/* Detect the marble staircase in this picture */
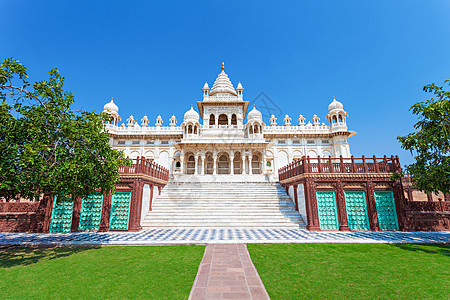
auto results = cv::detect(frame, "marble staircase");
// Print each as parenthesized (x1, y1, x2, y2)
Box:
(142, 180, 306, 228)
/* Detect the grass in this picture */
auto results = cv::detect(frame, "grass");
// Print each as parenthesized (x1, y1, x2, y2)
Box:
(0, 245, 205, 299)
(247, 243, 450, 300)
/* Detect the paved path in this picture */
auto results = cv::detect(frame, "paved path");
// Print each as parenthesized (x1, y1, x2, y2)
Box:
(189, 244, 269, 300)
(0, 228, 448, 246)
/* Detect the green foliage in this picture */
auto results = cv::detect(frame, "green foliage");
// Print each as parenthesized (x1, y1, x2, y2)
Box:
(0, 58, 130, 201)
(398, 79, 450, 194)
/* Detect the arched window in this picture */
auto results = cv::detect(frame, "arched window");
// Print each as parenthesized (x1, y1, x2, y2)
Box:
(217, 154, 230, 174)
(231, 114, 237, 125)
(186, 155, 195, 174)
(209, 114, 215, 126)
(188, 125, 193, 134)
(338, 114, 343, 122)
(175, 161, 181, 168)
(332, 115, 337, 123)
(218, 114, 228, 125)
(254, 125, 259, 133)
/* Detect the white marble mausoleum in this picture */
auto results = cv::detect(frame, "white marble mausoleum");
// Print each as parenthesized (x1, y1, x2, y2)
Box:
(103, 63, 356, 181)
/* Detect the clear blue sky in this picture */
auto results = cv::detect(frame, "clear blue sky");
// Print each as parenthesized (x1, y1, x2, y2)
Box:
(1, 0, 449, 165)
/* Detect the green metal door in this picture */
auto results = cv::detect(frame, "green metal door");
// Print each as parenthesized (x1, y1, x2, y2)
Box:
(109, 191, 132, 230)
(78, 193, 104, 231)
(344, 191, 370, 230)
(374, 191, 399, 231)
(316, 191, 339, 230)
(49, 197, 74, 233)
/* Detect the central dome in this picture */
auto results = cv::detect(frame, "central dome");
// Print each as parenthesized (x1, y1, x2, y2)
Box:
(209, 62, 237, 96)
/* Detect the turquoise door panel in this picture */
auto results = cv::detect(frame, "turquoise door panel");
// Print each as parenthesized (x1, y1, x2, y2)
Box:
(316, 191, 339, 230)
(374, 191, 399, 231)
(78, 193, 104, 231)
(344, 191, 370, 230)
(49, 197, 74, 233)
(109, 192, 132, 230)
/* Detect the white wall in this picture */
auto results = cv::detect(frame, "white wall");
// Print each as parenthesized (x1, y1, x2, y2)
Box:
(297, 184, 307, 225)
(140, 184, 151, 226)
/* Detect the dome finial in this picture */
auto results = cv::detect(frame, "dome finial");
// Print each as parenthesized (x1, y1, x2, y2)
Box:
(333, 96, 336, 101)
(111, 97, 114, 102)
(222, 61, 225, 71)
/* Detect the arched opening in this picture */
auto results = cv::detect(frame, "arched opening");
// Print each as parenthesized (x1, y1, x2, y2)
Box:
(254, 125, 259, 133)
(218, 114, 228, 125)
(332, 115, 337, 123)
(205, 154, 214, 174)
(338, 114, 343, 122)
(233, 152, 242, 174)
(209, 114, 215, 126)
(188, 124, 193, 134)
(193, 125, 197, 134)
(175, 161, 181, 168)
(186, 154, 195, 174)
(217, 154, 230, 174)
(231, 114, 237, 125)
(252, 153, 262, 174)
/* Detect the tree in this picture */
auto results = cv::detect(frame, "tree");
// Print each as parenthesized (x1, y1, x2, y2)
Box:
(397, 79, 450, 194)
(0, 58, 130, 201)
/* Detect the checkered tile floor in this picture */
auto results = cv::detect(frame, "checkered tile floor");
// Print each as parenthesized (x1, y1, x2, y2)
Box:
(0, 229, 448, 246)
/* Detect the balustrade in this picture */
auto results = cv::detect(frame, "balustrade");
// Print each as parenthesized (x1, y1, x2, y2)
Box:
(278, 155, 401, 180)
(119, 157, 169, 181)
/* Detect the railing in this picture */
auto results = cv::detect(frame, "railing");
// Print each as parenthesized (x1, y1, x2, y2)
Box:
(119, 157, 169, 182)
(278, 155, 402, 181)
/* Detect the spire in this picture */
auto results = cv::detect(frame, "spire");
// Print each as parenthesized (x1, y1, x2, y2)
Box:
(222, 61, 225, 71)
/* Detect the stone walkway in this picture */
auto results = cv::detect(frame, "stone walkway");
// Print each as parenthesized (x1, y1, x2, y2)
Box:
(189, 244, 269, 300)
(0, 229, 449, 246)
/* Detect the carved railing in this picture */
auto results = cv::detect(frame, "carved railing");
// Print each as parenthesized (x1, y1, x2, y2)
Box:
(119, 157, 169, 182)
(278, 155, 401, 181)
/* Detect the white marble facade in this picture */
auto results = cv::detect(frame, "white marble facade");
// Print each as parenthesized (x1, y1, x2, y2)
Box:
(103, 63, 356, 180)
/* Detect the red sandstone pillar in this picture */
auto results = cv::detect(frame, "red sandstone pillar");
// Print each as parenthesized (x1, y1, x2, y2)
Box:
(71, 197, 83, 232)
(41, 195, 54, 233)
(365, 180, 379, 231)
(335, 180, 349, 231)
(128, 179, 143, 231)
(149, 184, 154, 211)
(305, 178, 320, 230)
(99, 193, 112, 232)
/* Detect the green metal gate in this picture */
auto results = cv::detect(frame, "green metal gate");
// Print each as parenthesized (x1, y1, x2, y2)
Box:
(78, 193, 104, 231)
(49, 197, 74, 233)
(316, 191, 339, 230)
(344, 191, 370, 230)
(374, 191, 399, 231)
(109, 191, 132, 230)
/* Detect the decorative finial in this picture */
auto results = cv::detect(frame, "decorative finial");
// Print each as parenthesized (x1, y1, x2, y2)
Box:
(222, 61, 225, 71)
(333, 96, 336, 101)
(253, 104, 255, 109)
(111, 97, 114, 102)
(191, 105, 193, 109)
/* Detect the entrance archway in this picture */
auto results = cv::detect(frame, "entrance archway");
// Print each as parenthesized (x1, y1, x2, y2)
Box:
(233, 152, 242, 174)
(217, 153, 230, 174)
(205, 154, 214, 174)
(252, 153, 262, 174)
(186, 154, 195, 174)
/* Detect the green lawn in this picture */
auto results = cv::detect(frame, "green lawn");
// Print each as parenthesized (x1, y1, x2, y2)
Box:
(0, 245, 205, 299)
(248, 243, 450, 300)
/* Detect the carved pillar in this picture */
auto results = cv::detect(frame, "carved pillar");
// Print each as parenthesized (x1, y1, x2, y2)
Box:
(230, 151, 235, 175)
(71, 196, 83, 232)
(249, 153, 253, 175)
(242, 155, 246, 174)
(392, 181, 407, 231)
(200, 154, 205, 175)
(149, 184, 154, 212)
(194, 153, 199, 175)
(335, 180, 349, 231)
(213, 152, 217, 175)
(128, 179, 143, 232)
(305, 178, 320, 230)
(99, 193, 112, 232)
(365, 180, 379, 231)
(41, 194, 54, 233)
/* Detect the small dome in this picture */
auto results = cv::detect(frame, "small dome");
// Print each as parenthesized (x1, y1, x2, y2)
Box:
(247, 105, 262, 121)
(237, 82, 243, 90)
(203, 82, 209, 90)
(184, 105, 199, 122)
(104, 98, 119, 113)
(328, 96, 344, 111)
